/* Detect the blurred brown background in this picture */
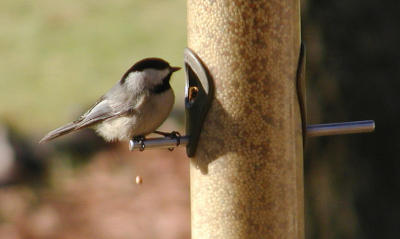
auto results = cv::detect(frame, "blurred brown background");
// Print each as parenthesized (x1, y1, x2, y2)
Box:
(0, 0, 399, 238)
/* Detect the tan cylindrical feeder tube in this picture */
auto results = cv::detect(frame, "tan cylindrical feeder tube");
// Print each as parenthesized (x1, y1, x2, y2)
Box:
(188, 1, 303, 239)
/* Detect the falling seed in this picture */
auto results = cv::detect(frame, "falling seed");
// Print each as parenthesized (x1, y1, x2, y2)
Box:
(135, 176, 143, 185)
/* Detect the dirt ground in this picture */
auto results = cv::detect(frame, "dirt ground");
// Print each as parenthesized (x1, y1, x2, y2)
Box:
(0, 143, 190, 239)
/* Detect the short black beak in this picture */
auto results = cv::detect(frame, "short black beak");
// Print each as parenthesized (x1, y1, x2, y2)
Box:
(170, 66, 181, 72)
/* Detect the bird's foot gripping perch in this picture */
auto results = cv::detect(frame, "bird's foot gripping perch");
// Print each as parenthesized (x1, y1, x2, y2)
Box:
(154, 131, 181, 151)
(154, 131, 181, 144)
(129, 132, 188, 152)
(131, 135, 146, 151)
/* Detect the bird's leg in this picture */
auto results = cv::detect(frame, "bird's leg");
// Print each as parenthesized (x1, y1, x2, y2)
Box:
(153, 131, 181, 151)
(132, 135, 146, 151)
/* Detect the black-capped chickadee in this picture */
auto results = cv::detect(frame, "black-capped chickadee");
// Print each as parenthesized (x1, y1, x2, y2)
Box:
(39, 58, 181, 144)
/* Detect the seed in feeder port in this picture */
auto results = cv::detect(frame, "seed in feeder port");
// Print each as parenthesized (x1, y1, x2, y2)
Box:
(135, 176, 143, 185)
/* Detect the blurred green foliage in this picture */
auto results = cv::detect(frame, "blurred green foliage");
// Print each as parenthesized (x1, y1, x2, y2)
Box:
(0, 0, 186, 135)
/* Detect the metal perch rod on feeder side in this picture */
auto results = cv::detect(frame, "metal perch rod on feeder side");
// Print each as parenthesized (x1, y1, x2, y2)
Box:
(128, 120, 375, 151)
(306, 120, 375, 137)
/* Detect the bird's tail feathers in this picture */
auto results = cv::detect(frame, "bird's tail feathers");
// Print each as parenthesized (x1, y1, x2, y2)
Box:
(39, 122, 78, 144)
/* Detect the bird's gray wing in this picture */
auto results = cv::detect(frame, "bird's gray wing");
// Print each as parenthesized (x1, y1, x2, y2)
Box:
(74, 86, 150, 129)
(74, 98, 134, 130)
(39, 96, 133, 143)
(40, 86, 146, 143)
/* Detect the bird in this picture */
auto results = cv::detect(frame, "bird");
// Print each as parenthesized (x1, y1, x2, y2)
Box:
(39, 57, 181, 144)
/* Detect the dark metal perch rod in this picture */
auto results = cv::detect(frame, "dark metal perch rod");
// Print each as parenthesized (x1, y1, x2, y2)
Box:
(129, 120, 375, 151)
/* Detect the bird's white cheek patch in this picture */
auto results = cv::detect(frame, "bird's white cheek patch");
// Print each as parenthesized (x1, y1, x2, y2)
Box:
(125, 72, 146, 92)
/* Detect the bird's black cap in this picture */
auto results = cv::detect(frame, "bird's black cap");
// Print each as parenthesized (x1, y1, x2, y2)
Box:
(121, 58, 171, 83)
(130, 58, 171, 71)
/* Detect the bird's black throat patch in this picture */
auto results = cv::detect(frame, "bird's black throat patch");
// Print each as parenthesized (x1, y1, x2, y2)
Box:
(151, 73, 172, 94)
